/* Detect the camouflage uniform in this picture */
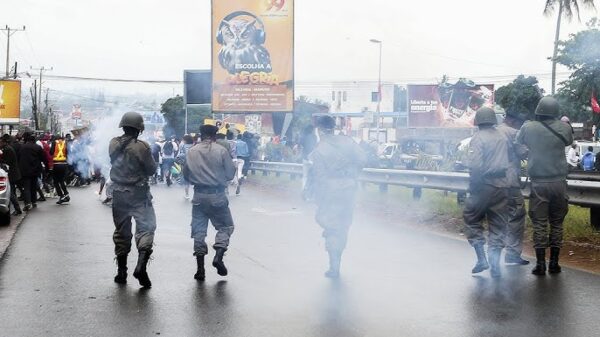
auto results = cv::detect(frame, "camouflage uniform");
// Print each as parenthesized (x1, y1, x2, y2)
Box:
(109, 135, 158, 256)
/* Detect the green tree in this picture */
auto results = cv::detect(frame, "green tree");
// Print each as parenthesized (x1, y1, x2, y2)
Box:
(495, 75, 544, 121)
(160, 95, 212, 137)
(160, 95, 185, 137)
(555, 18, 600, 122)
(544, 0, 596, 94)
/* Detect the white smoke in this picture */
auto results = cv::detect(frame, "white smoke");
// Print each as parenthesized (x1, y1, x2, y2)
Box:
(87, 109, 133, 178)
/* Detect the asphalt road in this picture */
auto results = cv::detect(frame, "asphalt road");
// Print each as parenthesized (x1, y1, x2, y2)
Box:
(1, 181, 600, 337)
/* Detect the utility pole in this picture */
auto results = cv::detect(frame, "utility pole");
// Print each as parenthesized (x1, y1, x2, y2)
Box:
(30, 80, 38, 130)
(370, 38, 383, 142)
(31, 66, 53, 128)
(1, 25, 26, 78)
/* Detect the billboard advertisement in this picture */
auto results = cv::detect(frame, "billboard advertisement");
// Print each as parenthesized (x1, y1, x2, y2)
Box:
(0, 80, 21, 125)
(212, 0, 294, 112)
(408, 81, 494, 127)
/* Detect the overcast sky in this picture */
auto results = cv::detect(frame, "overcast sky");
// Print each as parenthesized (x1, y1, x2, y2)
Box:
(1, 0, 597, 93)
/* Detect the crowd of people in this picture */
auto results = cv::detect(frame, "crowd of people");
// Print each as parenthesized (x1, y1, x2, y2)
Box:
(0, 131, 99, 215)
(140, 126, 259, 199)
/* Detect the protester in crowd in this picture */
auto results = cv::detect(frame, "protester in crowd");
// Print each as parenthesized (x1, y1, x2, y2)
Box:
(161, 136, 178, 186)
(177, 134, 194, 199)
(18, 133, 48, 211)
(234, 134, 249, 195)
(50, 135, 71, 204)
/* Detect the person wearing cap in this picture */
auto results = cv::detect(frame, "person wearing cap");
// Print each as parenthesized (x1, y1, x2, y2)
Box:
(307, 115, 366, 278)
(517, 97, 573, 276)
(183, 124, 236, 281)
(463, 107, 510, 278)
(109, 112, 158, 288)
(496, 110, 530, 266)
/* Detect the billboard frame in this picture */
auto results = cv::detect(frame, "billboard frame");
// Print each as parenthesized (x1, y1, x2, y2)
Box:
(211, 0, 295, 113)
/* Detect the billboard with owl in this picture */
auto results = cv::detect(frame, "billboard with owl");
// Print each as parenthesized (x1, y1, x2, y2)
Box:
(212, 0, 294, 112)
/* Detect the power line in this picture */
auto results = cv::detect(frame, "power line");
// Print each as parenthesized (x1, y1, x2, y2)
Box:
(45, 74, 183, 84)
(0, 25, 26, 78)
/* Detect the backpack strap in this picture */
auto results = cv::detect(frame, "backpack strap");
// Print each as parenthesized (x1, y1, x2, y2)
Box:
(540, 121, 570, 146)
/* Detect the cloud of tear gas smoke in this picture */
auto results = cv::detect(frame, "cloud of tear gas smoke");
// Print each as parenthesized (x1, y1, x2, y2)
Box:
(86, 109, 153, 179)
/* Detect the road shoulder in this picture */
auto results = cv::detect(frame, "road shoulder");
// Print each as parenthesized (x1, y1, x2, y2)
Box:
(0, 213, 26, 260)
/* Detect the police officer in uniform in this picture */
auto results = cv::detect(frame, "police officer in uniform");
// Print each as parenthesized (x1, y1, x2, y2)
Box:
(307, 116, 366, 278)
(496, 111, 530, 265)
(183, 125, 236, 281)
(517, 97, 573, 275)
(110, 112, 158, 288)
(50, 135, 70, 204)
(463, 107, 510, 278)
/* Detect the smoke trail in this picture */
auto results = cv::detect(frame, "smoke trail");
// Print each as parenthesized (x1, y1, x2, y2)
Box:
(87, 109, 133, 178)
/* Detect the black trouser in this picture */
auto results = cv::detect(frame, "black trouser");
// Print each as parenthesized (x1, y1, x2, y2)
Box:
(240, 156, 251, 176)
(53, 163, 69, 197)
(21, 176, 38, 206)
(10, 180, 21, 212)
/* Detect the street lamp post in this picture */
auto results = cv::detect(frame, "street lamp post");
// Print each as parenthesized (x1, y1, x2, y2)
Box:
(370, 39, 382, 142)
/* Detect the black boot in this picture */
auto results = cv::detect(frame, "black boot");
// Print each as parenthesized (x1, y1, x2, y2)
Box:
(532, 248, 547, 276)
(212, 248, 228, 276)
(133, 249, 153, 288)
(548, 247, 562, 274)
(471, 244, 489, 274)
(325, 251, 341, 279)
(194, 255, 205, 281)
(488, 248, 502, 278)
(114, 255, 128, 284)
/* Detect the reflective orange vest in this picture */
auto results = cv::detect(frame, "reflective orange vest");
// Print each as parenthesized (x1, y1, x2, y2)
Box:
(53, 140, 67, 162)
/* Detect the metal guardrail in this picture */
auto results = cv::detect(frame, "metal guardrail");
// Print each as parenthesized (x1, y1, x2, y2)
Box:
(249, 161, 600, 228)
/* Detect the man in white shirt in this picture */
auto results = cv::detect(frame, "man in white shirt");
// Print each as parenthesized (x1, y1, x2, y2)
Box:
(566, 144, 579, 170)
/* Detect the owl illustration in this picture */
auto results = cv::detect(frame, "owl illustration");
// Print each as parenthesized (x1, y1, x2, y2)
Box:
(218, 18, 272, 75)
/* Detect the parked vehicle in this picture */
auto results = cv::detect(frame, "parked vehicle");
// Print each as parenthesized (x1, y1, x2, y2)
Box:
(378, 142, 443, 170)
(0, 165, 12, 225)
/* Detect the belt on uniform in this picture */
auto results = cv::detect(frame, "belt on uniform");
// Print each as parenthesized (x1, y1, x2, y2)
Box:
(194, 185, 225, 194)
